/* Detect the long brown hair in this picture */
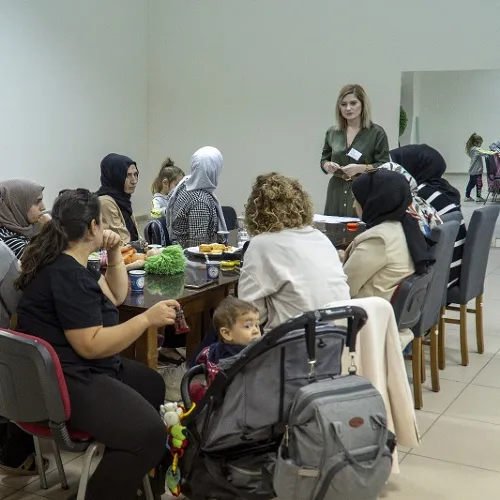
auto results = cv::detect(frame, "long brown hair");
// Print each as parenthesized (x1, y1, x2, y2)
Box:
(151, 158, 185, 194)
(466, 133, 483, 154)
(16, 189, 101, 290)
(335, 84, 372, 130)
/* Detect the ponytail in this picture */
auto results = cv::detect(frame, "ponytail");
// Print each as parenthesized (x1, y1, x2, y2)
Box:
(466, 133, 483, 154)
(151, 158, 185, 194)
(16, 220, 68, 290)
(15, 188, 101, 290)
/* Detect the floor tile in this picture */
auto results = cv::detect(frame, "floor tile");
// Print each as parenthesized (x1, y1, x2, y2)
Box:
(472, 356, 500, 388)
(411, 415, 500, 471)
(441, 325, 500, 356)
(445, 383, 500, 426)
(419, 379, 467, 414)
(0, 486, 16, 500)
(380, 454, 500, 499)
(443, 298, 500, 337)
(1, 494, 47, 500)
(434, 351, 491, 384)
(399, 411, 440, 453)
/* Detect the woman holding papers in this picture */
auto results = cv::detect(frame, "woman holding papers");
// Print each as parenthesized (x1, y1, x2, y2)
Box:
(321, 84, 389, 216)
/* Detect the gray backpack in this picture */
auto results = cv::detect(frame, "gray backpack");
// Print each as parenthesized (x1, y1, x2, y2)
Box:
(274, 354, 395, 500)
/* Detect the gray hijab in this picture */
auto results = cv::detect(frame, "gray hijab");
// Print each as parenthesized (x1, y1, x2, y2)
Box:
(0, 179, 44, 238)
(165, 146, 227, 236)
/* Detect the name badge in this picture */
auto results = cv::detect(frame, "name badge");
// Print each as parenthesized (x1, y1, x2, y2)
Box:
(347, 148, 362, 161)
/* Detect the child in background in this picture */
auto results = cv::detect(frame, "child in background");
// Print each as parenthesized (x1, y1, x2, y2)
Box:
(465, 133, 498, 202)
(189, 297, 261, 403)
(150, 159, 185, 218)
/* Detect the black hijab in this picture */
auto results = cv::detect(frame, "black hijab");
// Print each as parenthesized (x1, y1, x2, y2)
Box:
(390, 144, 461, 205)
(352, 170, 434, 275)
(95, 153, 139, 241)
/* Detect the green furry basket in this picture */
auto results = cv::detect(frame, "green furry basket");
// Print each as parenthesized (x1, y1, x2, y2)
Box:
(144, 245, 186, 276)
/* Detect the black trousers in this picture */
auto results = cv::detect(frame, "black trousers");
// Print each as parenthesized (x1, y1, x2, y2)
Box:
(0, 420, 35, 467)
(66, 358, 167, 500)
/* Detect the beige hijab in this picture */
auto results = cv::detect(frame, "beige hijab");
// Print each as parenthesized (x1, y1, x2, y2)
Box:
(0, 180, 44, 238)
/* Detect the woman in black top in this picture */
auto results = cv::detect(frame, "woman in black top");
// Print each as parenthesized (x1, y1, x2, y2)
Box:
(16, 189, 179, 500)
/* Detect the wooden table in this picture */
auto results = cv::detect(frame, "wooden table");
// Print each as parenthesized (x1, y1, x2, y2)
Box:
(119, 271, 239, 369)
(315, 221, 366, 250)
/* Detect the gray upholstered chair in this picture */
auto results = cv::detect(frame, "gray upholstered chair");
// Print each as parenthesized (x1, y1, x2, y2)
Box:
(442, 205, 500, 366)
(392, 269, 434, 409)
(440, 211, 463, 224)
(0, 242, 22, 329)
(409, 220, 459, 409)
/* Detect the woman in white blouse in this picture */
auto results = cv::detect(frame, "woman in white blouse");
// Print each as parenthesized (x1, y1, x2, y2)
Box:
(238, 173, 350, 332)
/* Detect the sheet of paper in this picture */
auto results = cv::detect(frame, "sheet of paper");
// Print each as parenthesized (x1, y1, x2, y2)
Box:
(313, 214, 361, 224)
(347, 148, 362, 161)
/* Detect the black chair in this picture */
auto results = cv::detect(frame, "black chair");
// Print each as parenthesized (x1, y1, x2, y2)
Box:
(442, 205, 500, 366)
(0, 329, 154, 499)
(222, 206, 238, 231)
(143, 218, 170, 247)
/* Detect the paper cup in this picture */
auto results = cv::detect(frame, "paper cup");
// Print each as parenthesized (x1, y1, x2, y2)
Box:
(87, 256, 101, 274)
(206, 261, 220, 281)
(129, 270, 146, 293)
(216, 231, 230, 246)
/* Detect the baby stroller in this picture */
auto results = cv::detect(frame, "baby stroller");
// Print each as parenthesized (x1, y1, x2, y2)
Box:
(170, 306, 368, 500)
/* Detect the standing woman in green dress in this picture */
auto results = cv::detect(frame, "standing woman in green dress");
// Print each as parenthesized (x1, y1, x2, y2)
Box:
(321, 84, 390, 216)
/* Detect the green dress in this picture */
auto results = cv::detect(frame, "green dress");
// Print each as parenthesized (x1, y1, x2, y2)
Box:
(321, 123, 390, 216)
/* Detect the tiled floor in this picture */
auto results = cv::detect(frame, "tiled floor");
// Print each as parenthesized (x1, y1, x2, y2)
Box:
(2, 175, 500, 500)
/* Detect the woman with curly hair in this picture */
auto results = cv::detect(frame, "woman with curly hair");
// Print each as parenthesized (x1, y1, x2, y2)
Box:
(238, 173, 350, 331)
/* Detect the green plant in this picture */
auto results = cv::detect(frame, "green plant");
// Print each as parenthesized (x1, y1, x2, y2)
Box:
(144, 245, 186, 275)
(399, 106, 408, 137)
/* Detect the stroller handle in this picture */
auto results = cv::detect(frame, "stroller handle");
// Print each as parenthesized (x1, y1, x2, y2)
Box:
(181, 364, 207, 409)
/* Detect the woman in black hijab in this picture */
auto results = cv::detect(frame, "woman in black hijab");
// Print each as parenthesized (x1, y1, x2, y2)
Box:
(342, 170, 433, 321)
(96, 153, 139, 244)
(390, 144, 465, 287)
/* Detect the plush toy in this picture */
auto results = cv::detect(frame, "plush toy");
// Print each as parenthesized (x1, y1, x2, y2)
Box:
(160, 402, 196, 497)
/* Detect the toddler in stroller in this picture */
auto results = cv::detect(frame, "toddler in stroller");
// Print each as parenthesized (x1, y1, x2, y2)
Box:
(190, 297, 261, 403)
(164, 307, 370, 500)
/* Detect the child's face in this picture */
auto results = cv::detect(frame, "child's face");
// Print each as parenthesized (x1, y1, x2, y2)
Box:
(221, 312, 261, 345)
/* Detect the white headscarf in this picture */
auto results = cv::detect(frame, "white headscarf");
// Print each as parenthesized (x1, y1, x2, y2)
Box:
(165, 146, 227, 237)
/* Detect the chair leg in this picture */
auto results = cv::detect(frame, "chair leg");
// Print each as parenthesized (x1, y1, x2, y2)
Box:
(33, 436, 48, 490)
(430, 326, 440, 393)
(50, 440, 69, 490)
(438, 306, 446, 370)
(77, 442, 101, 500)
(412, 337, 423, 410)
(460, 304, 469, 366)
(476, 294, 484, 354)
(143, 473, 155, 500)
(421, 341, 426, 383)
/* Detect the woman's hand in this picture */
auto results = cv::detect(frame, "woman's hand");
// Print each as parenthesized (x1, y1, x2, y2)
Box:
(337, 249, 345, 263)
(102, 230, 121, 253)
(38, 213, 52, 226)
(341, 164, 366, 178)
(323, 161, 341, 174)
(144, 300, 180, 328)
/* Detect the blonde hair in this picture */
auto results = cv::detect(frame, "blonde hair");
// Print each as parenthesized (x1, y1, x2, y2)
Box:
(151, 158, 185, 194)
(335, 84, 372, 130)
(244, 173, 314, 236)
(466, 133, 483, 154)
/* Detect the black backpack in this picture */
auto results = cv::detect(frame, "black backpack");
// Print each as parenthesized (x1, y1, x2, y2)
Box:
(143, 219, 170, 247)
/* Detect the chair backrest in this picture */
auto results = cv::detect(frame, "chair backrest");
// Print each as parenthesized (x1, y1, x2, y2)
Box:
(0, 243, 22, 329)
(392, 269, 434, 330)
(143, 219, 170, 247)
(414, 220, 460, 335)
(222, 206, 238, 231)
(459, 205, 500, 302)
(0, 329, 69, 425)
(440, 211, 463, 225)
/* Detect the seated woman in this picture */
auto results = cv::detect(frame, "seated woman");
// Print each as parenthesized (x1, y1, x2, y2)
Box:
(390, 144, 466, 287)
(15, 189, 179, 500)
(0, 179, 51, 258)
(165, 146, 227, 248)
(96, 153, 140, 246)
(343, 170, 433, 301)
(150, 158, 185, 219)
(238, 173, 350, 332)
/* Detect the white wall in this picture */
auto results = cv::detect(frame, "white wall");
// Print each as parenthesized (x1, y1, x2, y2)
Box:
(418, 70, 500, 174)
(399, 72, 414, 146)
(0, 0, 150, 212)
(148, 0, 500, 213)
